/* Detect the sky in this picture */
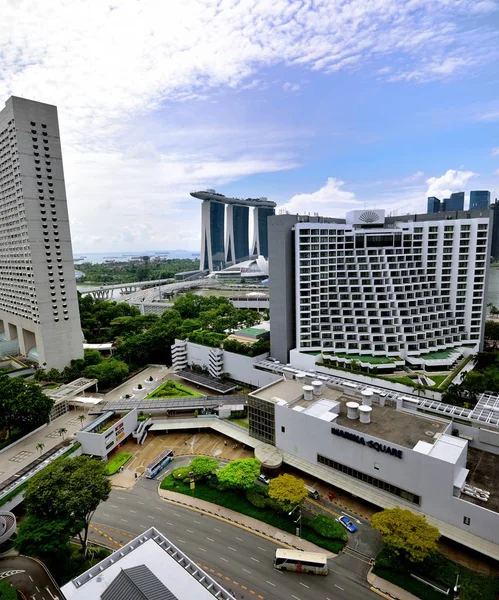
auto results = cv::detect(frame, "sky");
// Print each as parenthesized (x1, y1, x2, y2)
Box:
(1, 0, 499, 253)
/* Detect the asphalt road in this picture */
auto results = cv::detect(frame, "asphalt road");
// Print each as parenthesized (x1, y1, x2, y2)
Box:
(91, 478, 380, 600)
(0, 556, 62, 600)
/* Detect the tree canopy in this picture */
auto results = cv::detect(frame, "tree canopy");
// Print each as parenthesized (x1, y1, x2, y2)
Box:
(78, 258, 199, 285)
(371, 507, 440, 563)
(216, 458, 261, 490)
(268, 474, 308, 512)
(14, 515, 73, 558)
(0, 375, 54, 438)
(189, 456, 219, 478)
(24, 455, 111, 554)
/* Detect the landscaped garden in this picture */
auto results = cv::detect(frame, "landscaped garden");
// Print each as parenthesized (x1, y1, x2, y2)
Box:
(105, 451, 132, 475)
(146, 380, 203, 399)
(161, 458, 347, 553)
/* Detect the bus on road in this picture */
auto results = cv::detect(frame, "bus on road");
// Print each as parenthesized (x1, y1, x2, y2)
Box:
(274, 549, 328, 575)
(145, 449, 174, 478)
(304, 484, 319, 500)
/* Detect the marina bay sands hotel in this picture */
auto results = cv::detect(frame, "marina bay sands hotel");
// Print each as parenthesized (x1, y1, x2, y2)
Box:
(191, 190, 276, 272)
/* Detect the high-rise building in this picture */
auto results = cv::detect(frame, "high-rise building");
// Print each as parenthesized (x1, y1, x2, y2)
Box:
(427, 196, 440, 213)
(444, 192, 465, 212)
(470, 190, 491, 211)
(0, 96, 83, 369)
(192, 190, 276, 271)
(269, 209, 490, 364)
(225, 204, 249, 264)
(252, 206, 275, 258)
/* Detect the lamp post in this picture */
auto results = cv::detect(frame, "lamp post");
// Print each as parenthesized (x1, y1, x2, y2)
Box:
(453, 574, 460, 600)
(288, 504, 302, 538)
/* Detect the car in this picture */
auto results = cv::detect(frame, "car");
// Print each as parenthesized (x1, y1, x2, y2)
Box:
(257, 474, 271, 485)
(338, 516, 357, 533)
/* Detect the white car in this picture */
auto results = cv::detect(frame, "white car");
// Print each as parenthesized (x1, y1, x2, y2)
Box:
(257, 474, 271, 485)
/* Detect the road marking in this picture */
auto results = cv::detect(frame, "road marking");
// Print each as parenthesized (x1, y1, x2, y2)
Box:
(220, 557, 229, 562)
(292, 595, 301, 600)
(299, 582, 309, 588)
(120, 519, 128, 523)
(129, 510, 136, 513)
(243, 568, 251, 574)
(250, 557, 259, 562)
(194, 520, 201, 524)
(174, 513, 181, 517)
(155, 506, 163, 511)
(257, 546, 267, 552)
(139, 524, 147, 528)
(186, 529, 194, 533)
(109, 504, 118, 508)
(167, 522, 174, 526)
(36, 587, 40, 593)
(177, 539, 186, 544)
(102, 513, 110, 517)
(137, 501, 144, 505)
(341, 511, 361, 524)
(214, 527, 221, 532)
(198, 547, 207, 552)
(235, 537, 243, 541)
(28, 576, 33, 581)
(206, 537, 214, 542)
(147, 515, 155, 519)
(370, 588, 393, 600)
(266, 581, 276, 586)
(334, 584, 345, 591)
(228, 546, 236, 551)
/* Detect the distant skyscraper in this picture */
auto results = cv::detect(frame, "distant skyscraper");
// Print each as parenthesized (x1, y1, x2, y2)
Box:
(225, 204, 249, 264)
(427, 196, 440, 213)
(252, 206, 275, 258)
(445, 192, 465, 212)
(0, 97, 83, 369)
(199, 198, 225, 271)
(470, 190, 491, 211)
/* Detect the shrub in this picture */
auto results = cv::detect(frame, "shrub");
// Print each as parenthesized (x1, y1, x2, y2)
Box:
(172, 467, 190, 480)
(310, 514, 347, 541)
(246, 488, 268, 508)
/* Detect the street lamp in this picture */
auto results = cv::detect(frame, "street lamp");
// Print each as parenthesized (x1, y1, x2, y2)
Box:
(453, 574, 460, 600)
(288, 504, 302, 538)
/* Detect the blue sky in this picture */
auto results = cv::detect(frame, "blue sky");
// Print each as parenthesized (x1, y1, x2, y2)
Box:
(1, 0, 499, 251)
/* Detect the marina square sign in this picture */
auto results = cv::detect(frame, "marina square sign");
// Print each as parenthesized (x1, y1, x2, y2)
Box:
(331, 427, 403, 459)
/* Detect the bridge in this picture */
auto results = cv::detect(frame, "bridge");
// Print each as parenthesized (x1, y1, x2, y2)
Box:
(80, 277, 217, 299)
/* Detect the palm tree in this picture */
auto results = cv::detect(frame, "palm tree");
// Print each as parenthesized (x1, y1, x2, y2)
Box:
(57, 427, 68, 439)
(77, 414, 86, 428)
(36, 443, 45, 455)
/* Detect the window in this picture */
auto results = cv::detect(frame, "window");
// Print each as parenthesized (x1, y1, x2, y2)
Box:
(463, 516, 471, 526)
(281, 426, 286, 433)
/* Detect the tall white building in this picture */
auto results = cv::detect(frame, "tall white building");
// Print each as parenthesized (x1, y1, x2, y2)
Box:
(0, 96, 83, 370)
(270, 209, 490, 366)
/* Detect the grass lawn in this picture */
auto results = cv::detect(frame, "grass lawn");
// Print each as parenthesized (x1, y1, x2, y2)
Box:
(146, 380, 203, 399)
(428, 374, 448, 388)
(329, 354, 401, 364)
(160, 475, 345, 553)
(105, 451, 132, 475)
(380, 376, 417, 387)
(229, 419, 249, 429)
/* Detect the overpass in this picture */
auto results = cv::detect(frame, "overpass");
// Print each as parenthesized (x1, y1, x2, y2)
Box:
(80, 277, 218, 300)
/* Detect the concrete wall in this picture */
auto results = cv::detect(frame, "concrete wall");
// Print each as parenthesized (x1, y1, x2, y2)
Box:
(77, 409, 138, 458)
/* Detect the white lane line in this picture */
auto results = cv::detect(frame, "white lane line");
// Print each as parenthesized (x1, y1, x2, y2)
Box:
(220, 557, 229, 562)
(109, 504, 118, 508)
(167, 522, 174, 526)
(36, 586, 41, 592)
(228, 546, 236, 551)
(129, 509, 136, 513)
(186, 529, 194, 533)
(102, 513, 110, 517)
(137, 501, 144, 505)
(194, 520, 201, 524)
(235, 537, 243, 541)
(198, 547, 207, 552)
(174, 513, 181, 517)
(120, 519, 128, 523)
(266, 581, 276, 587)
(147, 515, 155, 519)
(155, 506, 163, 511)
(299, 582, 309, 588)
(28, 576, 33, 581)
(258, 546, 267, 552)
(117, 496, 125, 500)
(292, 595, 301, 600)
(206, 537, 214, 542)
(334, 584, 345, 591)
(177, 539, 186, 544)
(243, 568, 252, 574)
(214, 527, 221, 532)
(139, 524, 147, 528)
(250, 557, 259, 562)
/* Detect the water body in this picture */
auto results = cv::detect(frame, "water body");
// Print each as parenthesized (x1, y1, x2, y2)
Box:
(73, 250, 196, 264)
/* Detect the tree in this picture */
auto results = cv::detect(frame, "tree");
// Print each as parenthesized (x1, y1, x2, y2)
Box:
(371, 507, 440, 563)
(78, 414, 86, 427)
(216, 458, 261, 490)
(36, 443, 45, 455)
(14, 514, 72, 558)
(57, 427, 67, 439)
(189, 456, 218, 478)
(83, 358, 129, 388)
(268, 474, 308, 512)
(24, 455, 111, 555)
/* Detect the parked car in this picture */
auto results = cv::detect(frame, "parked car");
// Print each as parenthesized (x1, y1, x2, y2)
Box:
(338, 516, 357, 533)
(257, 474, 271, 485)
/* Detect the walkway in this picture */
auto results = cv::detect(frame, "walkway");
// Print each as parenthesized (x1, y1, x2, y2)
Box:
(367, 572, 420, 600)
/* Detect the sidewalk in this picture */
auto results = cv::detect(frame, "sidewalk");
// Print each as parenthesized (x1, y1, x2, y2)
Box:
(367, 571, 420, 600)
(158, 488, 336, 555)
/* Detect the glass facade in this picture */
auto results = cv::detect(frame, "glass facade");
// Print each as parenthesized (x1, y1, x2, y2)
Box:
(427, 196, 440, 214)
(317, 454, 420, 505)
(248, 396, 275, 444)
(470, 190, 491, 211)
(210, 201, 225, 270)
(256, 207, 275, 258)
(232, 205, 249, 262)
(444, 192, 464, 212)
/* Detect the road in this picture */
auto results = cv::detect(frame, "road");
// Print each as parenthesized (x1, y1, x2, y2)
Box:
(91, 478, 380, 600)
(0, 556, 62, 600)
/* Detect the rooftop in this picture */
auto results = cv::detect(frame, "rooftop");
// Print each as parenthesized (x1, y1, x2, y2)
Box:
(462, 447, 499, 514)
(252, 379, 449, 449)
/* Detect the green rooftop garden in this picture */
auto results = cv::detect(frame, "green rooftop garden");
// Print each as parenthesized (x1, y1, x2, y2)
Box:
(420, 350, 455, 360)
(146, 380, 203, 399)
(325, 353, 403, 364)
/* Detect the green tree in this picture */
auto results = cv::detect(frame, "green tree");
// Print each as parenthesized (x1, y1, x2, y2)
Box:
(268, 474, 308, 512)
(14, 514, 73, 558)
(77, 414, 86, 427)
(36, 443, 45, 455)
(189, 456, 218, 478)
(24, 455, 111, 556)
(83, 348, 103, 366)
(83, 359, 129, 388)
(57, 427, 67, 439)
(0, 580, 18, 600)
(216, 458, 261, 490)
(371, 507, 440, 563)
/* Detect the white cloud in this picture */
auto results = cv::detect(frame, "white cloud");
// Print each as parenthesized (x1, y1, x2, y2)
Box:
(426, 169, 476, 199)
(279, 178, 360, 215)
(479, 111, 499, 121)
(492, 148, 499, 156)
(283, 82, 300, 93)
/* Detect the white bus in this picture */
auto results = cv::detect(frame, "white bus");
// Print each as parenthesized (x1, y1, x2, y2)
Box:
(274, 549, 328, 575)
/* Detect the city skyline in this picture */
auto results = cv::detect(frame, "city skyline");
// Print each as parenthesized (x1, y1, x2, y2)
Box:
(1, 2, 499, 253)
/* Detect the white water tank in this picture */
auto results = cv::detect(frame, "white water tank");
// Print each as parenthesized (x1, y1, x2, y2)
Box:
(359, 405, 372, 424)
(346, 401, 360, 420)
(361, 389, 373, 406)
(312, 380, 323, 396)
(303, 385, 314, 401)
(378, 395, 386, 407)
(295, 372, 306, 383)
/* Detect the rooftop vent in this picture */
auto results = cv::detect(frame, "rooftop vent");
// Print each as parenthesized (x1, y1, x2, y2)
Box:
(346, 401, 360, 420)
(361, 389, 373, 406)
(312, 380, 323, 396)
(358, 405, 372, 424)
(295, 372, 306, 383)
(303, 385, 314, 402)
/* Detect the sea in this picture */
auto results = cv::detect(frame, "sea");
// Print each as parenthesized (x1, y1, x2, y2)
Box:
(73, 250, 199, 264)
